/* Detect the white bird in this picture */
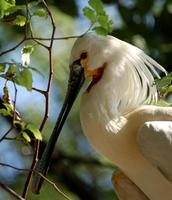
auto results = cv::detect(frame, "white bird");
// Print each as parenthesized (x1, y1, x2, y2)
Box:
(33, 32, 172, 200)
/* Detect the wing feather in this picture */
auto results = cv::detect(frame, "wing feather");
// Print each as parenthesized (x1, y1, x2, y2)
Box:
(137, 121, 172, 182)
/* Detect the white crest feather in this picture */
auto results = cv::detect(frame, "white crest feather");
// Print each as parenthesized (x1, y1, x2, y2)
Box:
(95, 35, 167, 116)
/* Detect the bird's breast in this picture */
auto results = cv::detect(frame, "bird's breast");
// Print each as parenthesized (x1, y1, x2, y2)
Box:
(80, 91, 141, 167)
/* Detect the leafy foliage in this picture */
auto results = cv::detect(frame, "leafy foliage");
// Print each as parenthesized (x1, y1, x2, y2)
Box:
(15, 123, 42, 142)
(155, 72, 172, 99)
(156, 99, 172, 107)
(156, 72, 172, 90)
(0, 0, 16, 18)
(0, 63, 33, 91)
(14, 15, 26, 26)
(0, 1, 45, 144)
(18, 123, 42, 142)
(14, 68, 33, 91)
(20, 131, 31, 142)
(0, 43, 36, 91)
(0, 85, 42, 142)
(83, 0, 113, 35)
(33, 8, 48, 17)
(26, 124, 42, 140)
(22, 44, 34, 54)
(0, 102, 13, 117)
(83, 7, 96, 23)
(0, 0, 46, 25)
(0, 64, 6, 72)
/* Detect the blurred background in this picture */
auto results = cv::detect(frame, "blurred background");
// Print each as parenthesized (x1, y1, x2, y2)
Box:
(0, 0, 172, 199)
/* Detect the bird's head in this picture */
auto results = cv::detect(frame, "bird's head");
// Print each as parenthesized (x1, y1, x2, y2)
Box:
(55, 31, 166, 129)
(69, 32, 117, 81)
(69, 32, 123, 93)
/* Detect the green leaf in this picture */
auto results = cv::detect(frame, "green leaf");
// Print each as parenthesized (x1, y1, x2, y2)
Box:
(14, 120, 26, 130)
(5, 5, 24, 15)
(107, 19, 113, 33)
(22, 44, 34, 54)
(156, 100, 172, 107)
(6, 64, 16, 79)
(0, 108, 10, 116)
(8, 64, 16, 73)
(33, 8, 48, 17)
(21, 131, 31, 142)
(0, 0, 15, 18)
(89, 0, 104, 14)
(7, 0, 15, 4)
(28, 0, 42, 7)
(97, 15, 113, 33)
(93, 26, 108, 35)
(3, 103, 13, 112)
(155, 72, 172, 98)
(0, 103, 13, 117)
(0, 64, 6, 72)
(26, 124, 42, 141)
(83, 7, 96, 23)
(83, 0, 113, 35)
(98, 15, 113, 31)
(2, 86, 10, 103)
(97, 14, 108, 27)
(15, 15, 26, 26)
(155, 72, 172, 89)
(14, 68, 33, 91)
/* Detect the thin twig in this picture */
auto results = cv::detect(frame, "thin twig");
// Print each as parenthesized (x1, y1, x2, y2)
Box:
(0, 38, 25, 56)
(0, 181, 25, 200)
(4, 136, 17, 140)
(26, 35, 82, 41)
(32, 87, 46, 95)
(0, 31, 81, 57)
(22, 0, 56, 197)
(12, 81, 18, 125)
(0, 126, 13, 143)
(31, 37, 49, 49)
(0, 162, 71, 200)
(0, 21, 82, 57)
(0, 62, 21, 65)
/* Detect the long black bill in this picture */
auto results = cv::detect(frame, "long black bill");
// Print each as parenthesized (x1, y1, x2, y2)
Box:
(32, 61, 85, 193)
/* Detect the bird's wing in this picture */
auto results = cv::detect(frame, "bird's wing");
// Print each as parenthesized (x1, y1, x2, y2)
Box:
(137, 121, 172, 182)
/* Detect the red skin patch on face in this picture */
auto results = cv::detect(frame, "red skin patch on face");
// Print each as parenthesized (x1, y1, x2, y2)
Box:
(86, 63, 106, 92)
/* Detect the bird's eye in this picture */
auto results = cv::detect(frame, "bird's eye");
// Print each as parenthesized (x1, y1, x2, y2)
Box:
(80, 52, 88, 59)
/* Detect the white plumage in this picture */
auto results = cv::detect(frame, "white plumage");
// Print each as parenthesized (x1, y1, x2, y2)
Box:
(71, 33, 166, 118)
(70, 32, 172, 200)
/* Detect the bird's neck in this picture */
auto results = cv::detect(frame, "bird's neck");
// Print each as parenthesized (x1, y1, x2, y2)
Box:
(82, 82, 126, 134)
(83, 68, 140, 130)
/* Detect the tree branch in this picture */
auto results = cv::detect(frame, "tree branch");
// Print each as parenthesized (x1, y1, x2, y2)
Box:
(0, 181, 25, 200)
(0, 162, 71, 200)
(22, 0, 57, 197)
(0, 37, 26, 56)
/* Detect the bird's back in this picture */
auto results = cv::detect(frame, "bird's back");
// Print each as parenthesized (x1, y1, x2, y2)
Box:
(80, 98, 172, 200)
